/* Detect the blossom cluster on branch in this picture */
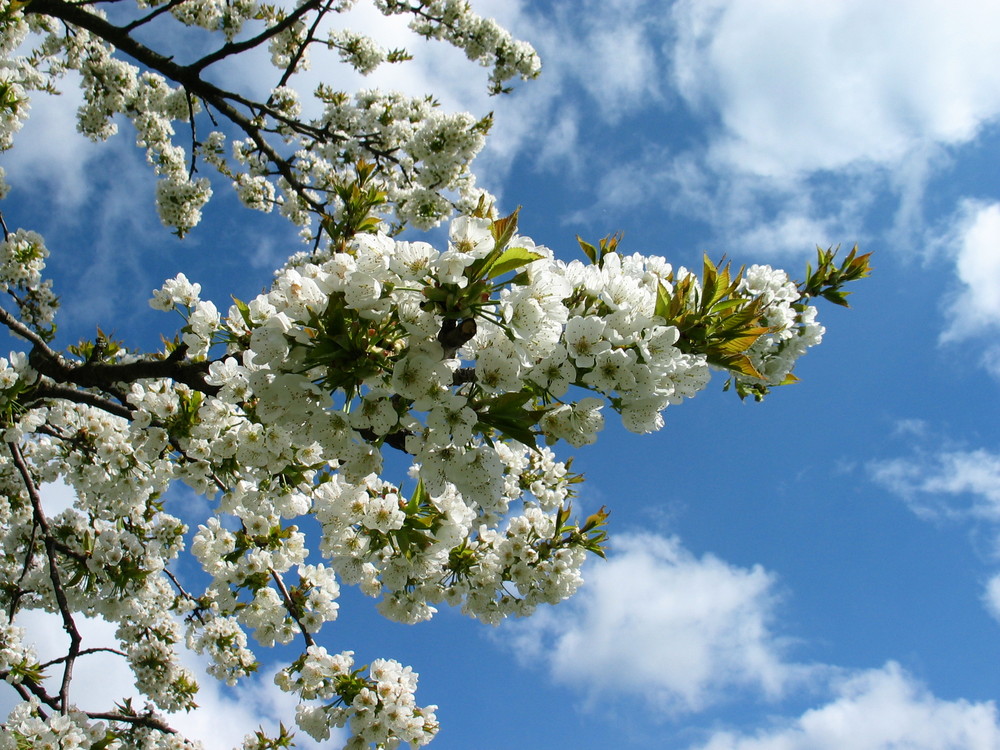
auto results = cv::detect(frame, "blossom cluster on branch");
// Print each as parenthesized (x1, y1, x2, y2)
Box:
(0, 0, 871, 747)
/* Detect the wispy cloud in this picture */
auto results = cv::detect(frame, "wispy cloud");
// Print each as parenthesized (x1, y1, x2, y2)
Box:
(504, 532, 816, 714)
(870, 444, 1000, 623)
(870, 448, 1000, 521)
(689, 662, 1000, 750)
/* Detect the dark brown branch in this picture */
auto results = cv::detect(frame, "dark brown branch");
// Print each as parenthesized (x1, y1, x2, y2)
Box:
(0, 303, 56, 355)
(185, 88, 198, 179)
(28, 381, 134, 420)
(356, 427, 410, 454)
(270, 0, 331, 93)
(8, 678, 45, 716)
(122, 0, 193, 33)
(437, 318, 477, 358)
(2, 668, 59, 715)
(27, 345, 220, 397)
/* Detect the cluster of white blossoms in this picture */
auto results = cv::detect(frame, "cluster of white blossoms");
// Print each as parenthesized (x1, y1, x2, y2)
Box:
(143, 214, 826, 643)
(0, 0, 538, 237)
(0, 229, 57, 330)
(0, 196, 834, 745)
(56, 20, 212, 234)
(0, 702, 116, 750)
(277, 648, 438, 747)
(375, 0, 541, 94)
(738, 264, 826, 385)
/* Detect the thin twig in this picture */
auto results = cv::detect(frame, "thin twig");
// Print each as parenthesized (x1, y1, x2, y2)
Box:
(7, 516, 39, 624)
(121, 0, 191, 33)
(269, 567, 315, 649)
(8, 442, 81, 715)
(39, 646, 128, 669)
(271, 0, 332, 95)
(0, 304, 58, 355)
(86, 710, 177, 734)
(186, 88, 198, 179)
(188, 0, 325, 73)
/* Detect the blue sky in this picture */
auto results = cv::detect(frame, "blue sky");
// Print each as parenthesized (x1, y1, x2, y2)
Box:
(6, 0, 1000, 747)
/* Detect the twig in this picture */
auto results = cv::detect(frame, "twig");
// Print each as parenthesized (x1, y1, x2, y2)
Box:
(39, 646, 128, 669)
(269, 568, 315, 649)
(271, 0, 332, 94)
(86, 710, 177, 734)
(8, 442, 81, 715)
(7, 516, 39, 624)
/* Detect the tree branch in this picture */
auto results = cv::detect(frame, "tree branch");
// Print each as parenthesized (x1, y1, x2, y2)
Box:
(0, 304, 57, 356)
(39, 646, 128, 669)
(121, 0, 193, 33)
(2, 668, 59, 715)
(270, 0, 331, 93)
(27, 381, 134, 420)
(27, 344, 219, 397)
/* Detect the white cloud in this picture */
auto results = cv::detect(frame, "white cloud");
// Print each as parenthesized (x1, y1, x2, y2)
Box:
(690, 662, 1000, 750)
(4, 74, 108, 209)
(870, 448, 1000, 521)
(581, 0, 1000, 264)
(737, 212, 841, 258)
(937, 200, 1000, 342)
(670, 0, 1000, 179)
(505, 532, 814, 714)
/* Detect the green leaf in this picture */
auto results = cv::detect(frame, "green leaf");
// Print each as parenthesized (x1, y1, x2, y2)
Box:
(406, 479, 428, 513)
(480, 390, 534, 413)
(710, 352, 765, 379)
(654, 281, 672, 320)
(485, 246, 543, 279)
(709, 297, 746, 315)
(712, 326, 771, 356)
